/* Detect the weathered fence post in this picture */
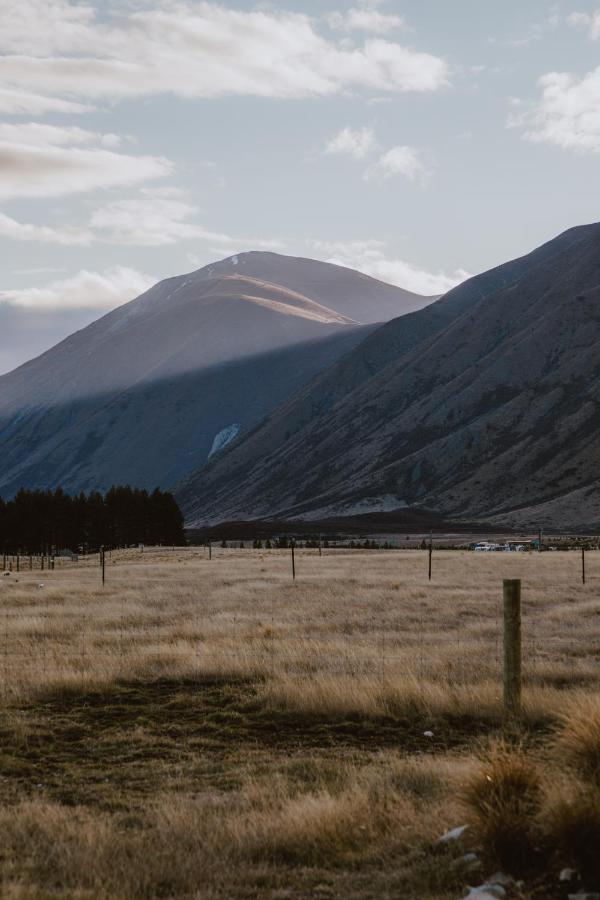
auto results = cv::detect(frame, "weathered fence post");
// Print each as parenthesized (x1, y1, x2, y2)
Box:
(582, 547, 586, 585)
(503, 579, 522, 717)
(291, 543, 296, 581)
(208, 540, 212, 561)
(428, 532, 433, 581)
(101, 546, 105, 586)
(318, 534, 322, 557)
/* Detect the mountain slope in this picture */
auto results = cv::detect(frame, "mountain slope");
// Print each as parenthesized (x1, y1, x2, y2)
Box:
(0, 252, 431, 497)
(178, 224, 600, 530)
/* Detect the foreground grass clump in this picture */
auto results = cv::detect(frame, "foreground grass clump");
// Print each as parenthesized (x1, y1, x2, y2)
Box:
(461, 741, 543, 874)
(553, 695, 600, 783)
(541, 698, 600, 885)
(544, 783, 600, 885)
(462, 708, 600, 889)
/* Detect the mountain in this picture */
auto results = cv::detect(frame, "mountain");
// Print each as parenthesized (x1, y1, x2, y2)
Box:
(178, 224, 600, 531)
(0, 252, 433, 497)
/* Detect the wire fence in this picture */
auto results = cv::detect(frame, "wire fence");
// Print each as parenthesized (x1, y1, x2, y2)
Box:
(0, 547, 598, 706)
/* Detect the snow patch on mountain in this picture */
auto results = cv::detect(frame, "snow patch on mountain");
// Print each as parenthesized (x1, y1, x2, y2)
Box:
(208, 423, 241, 459)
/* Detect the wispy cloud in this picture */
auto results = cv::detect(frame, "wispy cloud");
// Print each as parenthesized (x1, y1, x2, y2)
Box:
(567, 10, 600, 39)
(0, 86, 94, 115)
(88, 188, 232, 247)
(0, 186, 288, 251)
(0, 121, 171, 199)
(0, 266, 154, 311)
(0, 213, 93, 245)
(311, 239, 470, 295)
(327, 2, 405, 35)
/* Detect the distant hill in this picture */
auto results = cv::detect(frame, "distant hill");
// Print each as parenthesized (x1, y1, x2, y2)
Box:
(178, 225, 600, 531)
(0, 252, 434, 496)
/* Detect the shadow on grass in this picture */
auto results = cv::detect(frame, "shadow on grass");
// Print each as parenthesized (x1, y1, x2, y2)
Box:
(0, 676, 550, 810)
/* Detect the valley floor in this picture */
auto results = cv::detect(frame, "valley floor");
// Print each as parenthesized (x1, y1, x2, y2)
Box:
(0, 548, 597, 898)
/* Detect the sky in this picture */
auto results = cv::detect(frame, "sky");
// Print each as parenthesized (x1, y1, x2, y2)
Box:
(2, 0, 600, 373)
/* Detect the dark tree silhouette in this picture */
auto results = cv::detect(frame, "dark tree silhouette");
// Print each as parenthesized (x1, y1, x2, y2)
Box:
(0, 486, 185, 554)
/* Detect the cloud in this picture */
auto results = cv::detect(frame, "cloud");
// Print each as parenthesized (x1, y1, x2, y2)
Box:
(325, 126, 378, 159)
(0, 1, 449, 108)
(0, 86, 94, 114)
(567, 10, 600, 39)
(311, 240, 470, 295)
(0, 213, 93, 245)
(0, 187, 288, 250)
(327, 3, 405, 34)
(0, 122, 120, 146)
(364, 145, 432, 183)
(0, 266, 154, 311)
(0, 0, 96, 55)
(88, 188, 226, 246)
(513, 68, 600, 153)
(0, 122, 172, 199)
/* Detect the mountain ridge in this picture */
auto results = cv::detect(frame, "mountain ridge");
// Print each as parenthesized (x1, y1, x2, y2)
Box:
(178, 225, 600, 530)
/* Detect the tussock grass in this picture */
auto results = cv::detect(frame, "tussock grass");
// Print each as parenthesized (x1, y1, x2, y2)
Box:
(553, 695, 600, 782)
(542, 780, 600, 884)
(461, 741, 543, 874)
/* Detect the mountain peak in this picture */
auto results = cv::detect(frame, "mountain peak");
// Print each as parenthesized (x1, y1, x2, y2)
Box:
(0, 250, 434, 499)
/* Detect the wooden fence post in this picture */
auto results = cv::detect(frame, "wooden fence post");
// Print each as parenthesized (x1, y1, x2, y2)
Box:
(503, 579, 522, 717)
(209, 540, 212, 561)
(291, 544, 296, 581)
(582, 547, 586, 585)
(101, 547, 105, 586)
(428, 533, 433, 581)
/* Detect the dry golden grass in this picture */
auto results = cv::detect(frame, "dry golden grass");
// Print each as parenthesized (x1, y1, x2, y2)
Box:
(1, 547, 598, 705)
(0, 546, 597, 897)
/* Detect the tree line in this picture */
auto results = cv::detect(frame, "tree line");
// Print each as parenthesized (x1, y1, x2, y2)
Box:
(0, 486, 185, 554)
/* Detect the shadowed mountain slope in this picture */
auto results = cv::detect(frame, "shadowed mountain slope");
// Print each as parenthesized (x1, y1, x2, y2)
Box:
(0, 253, 432, 496)
(178, 224, 600, 530)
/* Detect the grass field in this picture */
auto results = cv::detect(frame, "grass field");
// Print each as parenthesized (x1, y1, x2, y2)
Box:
(0, 547, 598, 898)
